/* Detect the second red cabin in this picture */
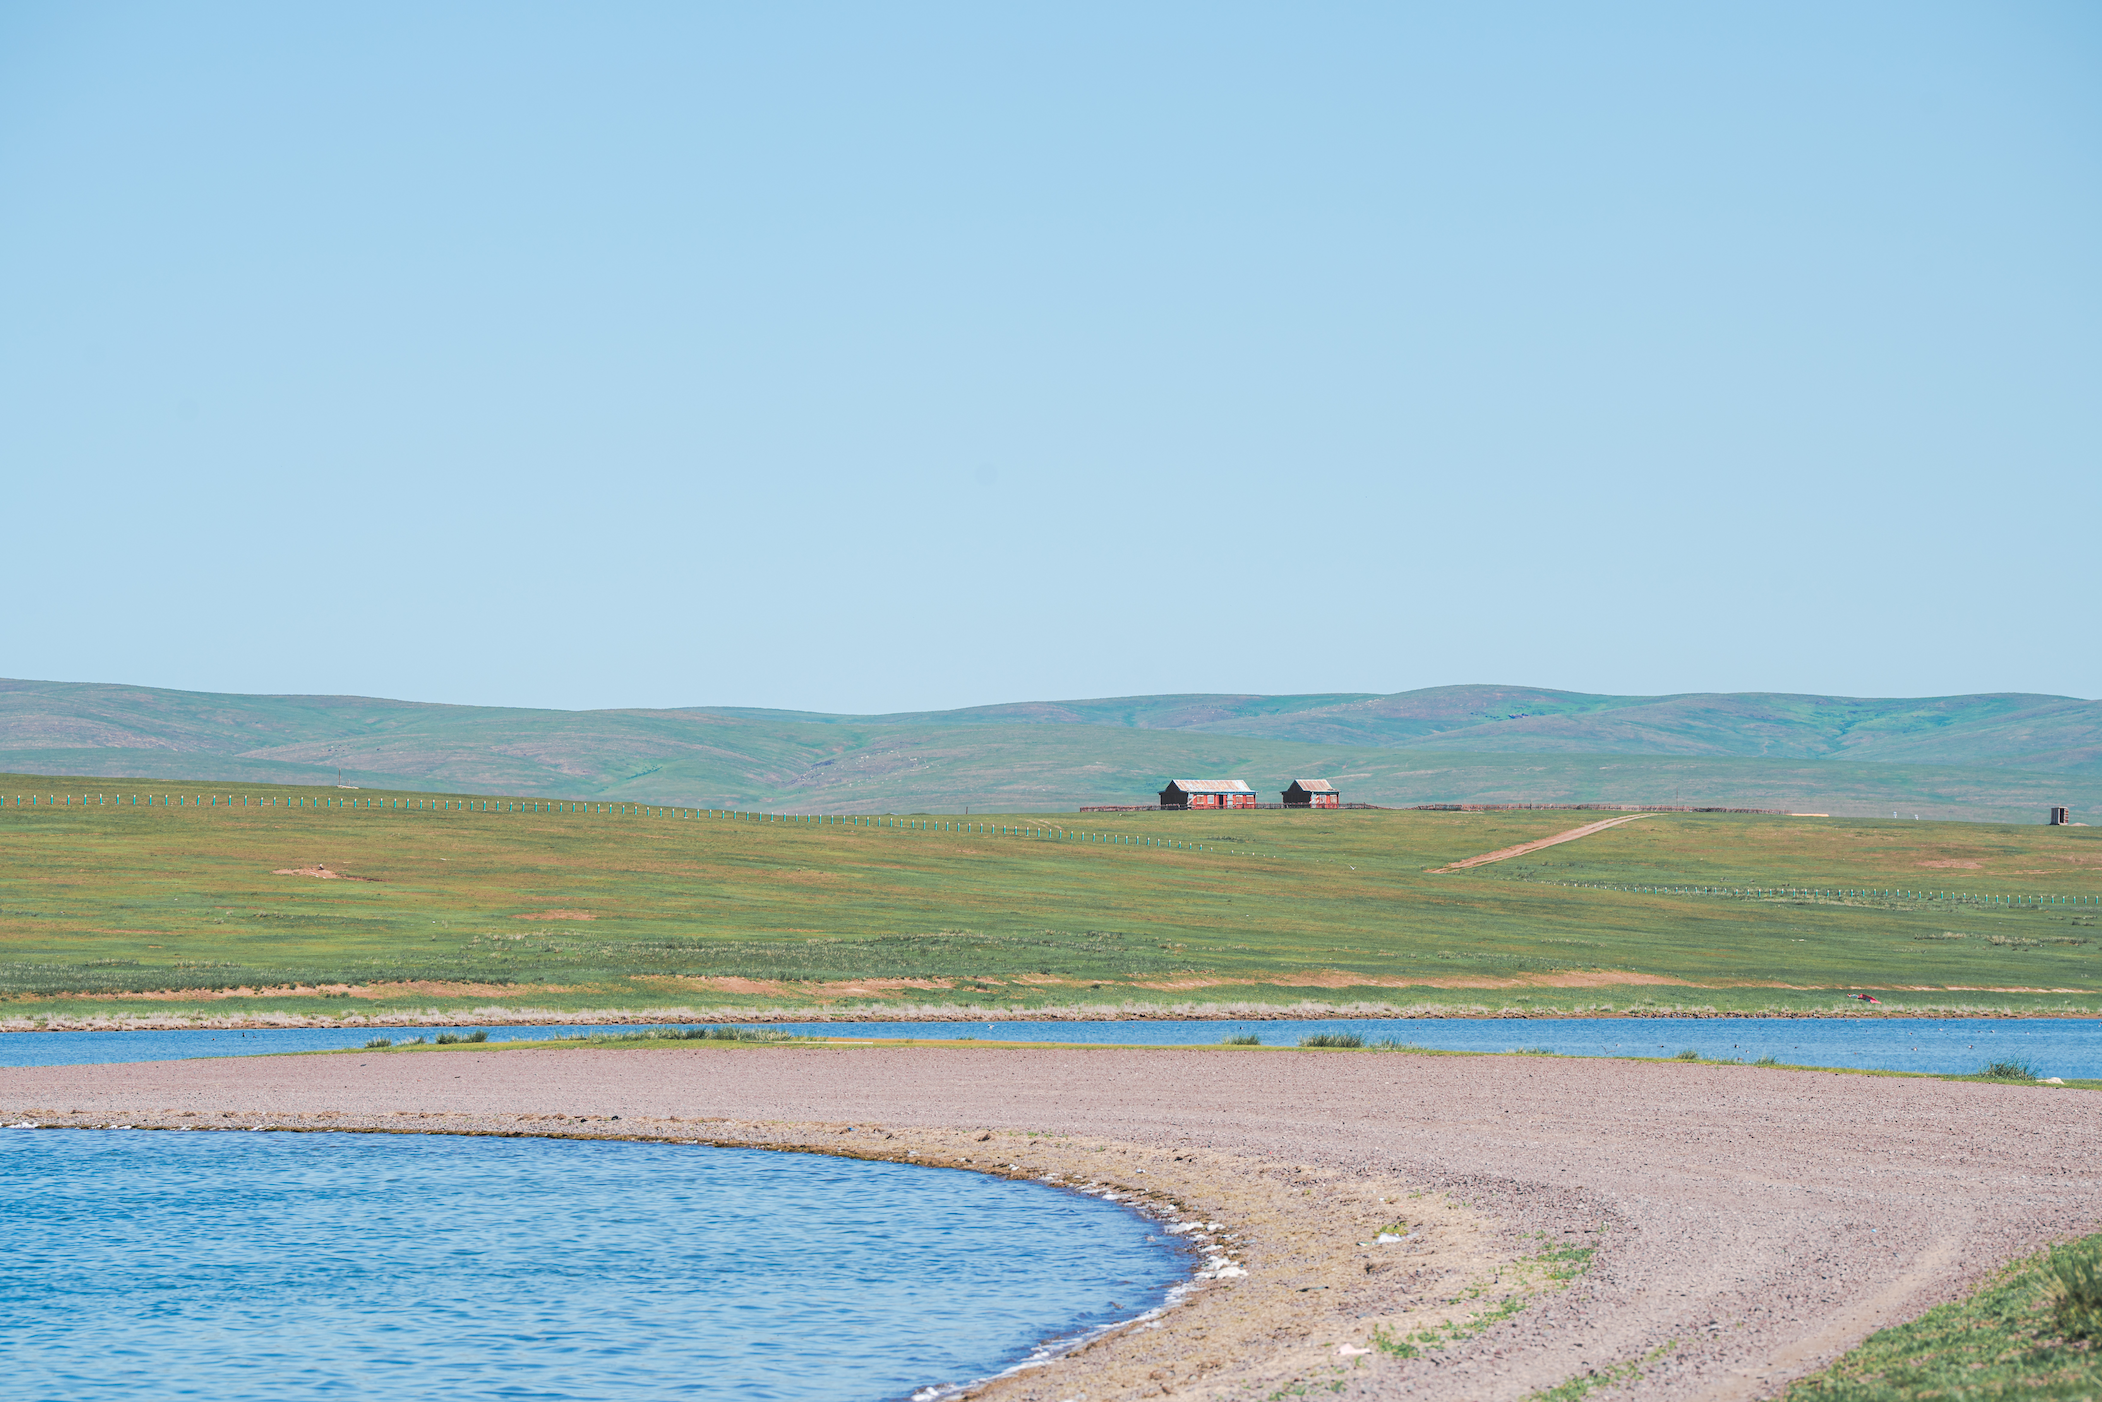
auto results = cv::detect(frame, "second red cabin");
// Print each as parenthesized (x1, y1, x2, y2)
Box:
(1282, 779, 1341, 808)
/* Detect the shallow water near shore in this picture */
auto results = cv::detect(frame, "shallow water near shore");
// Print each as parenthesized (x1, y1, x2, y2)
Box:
(795, 1016, 2102, 1078)
(3, 1015, 2099, 1076)
(0, 1130, 1184, 1402)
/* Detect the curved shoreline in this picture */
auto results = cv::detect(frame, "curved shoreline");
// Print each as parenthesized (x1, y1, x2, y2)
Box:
(7, 1041, 2099, 1399)
(0, 1110, 1521, 1402)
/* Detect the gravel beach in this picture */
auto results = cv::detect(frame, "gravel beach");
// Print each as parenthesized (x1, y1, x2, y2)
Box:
(7, 1044, 2098, 1400)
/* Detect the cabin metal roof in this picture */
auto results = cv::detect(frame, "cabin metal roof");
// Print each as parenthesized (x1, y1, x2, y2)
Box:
(1164, 779, 1254, 793)
(1287, 778, 1337, 791)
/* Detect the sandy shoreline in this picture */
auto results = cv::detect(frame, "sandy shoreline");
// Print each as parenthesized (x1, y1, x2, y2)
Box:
(8, 1044, 2101, 1400)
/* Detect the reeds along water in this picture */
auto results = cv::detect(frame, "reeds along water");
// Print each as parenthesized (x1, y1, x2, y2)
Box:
(5, 1018, 2100, 1080)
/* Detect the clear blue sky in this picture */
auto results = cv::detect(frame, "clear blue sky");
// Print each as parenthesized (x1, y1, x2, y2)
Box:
(4, 2, 2096, 714)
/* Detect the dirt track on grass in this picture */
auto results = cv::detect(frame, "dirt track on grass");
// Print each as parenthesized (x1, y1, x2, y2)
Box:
(1428, 812, 1656, 871)
(8, 1047, 2098, 1400)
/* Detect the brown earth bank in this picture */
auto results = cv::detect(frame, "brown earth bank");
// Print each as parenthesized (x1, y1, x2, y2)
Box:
(1134, 972, 1699, 991)
(8, 1046, 2098, 1400)
(269, 866, 377, 881)
(7, 997, 2102, 1033)
(10, 968, 2097, 1025)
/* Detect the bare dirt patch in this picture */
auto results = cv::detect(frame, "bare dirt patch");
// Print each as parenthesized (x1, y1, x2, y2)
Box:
(271, 866, 376, 882)
(513, 910, 596, 921)
(647, 975, 966, 1000)
(342, 981, 563, 999)
(1918, 859, 1983, 869)
(1133, 970, 1695, 992)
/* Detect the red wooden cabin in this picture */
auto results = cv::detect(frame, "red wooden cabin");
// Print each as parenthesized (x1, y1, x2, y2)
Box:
(1282, 779, 1341, 808)
(1160, 779, 1257, 810)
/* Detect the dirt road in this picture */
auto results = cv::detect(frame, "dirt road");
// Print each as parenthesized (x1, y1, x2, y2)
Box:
(1429, 812, 1656, 871)
(8, 1045, 2097, 1400)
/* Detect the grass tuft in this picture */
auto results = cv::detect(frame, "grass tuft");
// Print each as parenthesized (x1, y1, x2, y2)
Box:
(2049, 1239, 2102, 1341)
(1301, 1032, 1364, 1048)
(1673, 1048, 1700, 1061)
(1786, 1231, 2102, 1401)
(1980, 1060, 2038, 1082)
(607, 1025, 804, 1043)
(363, 1036, 391, 1048)
(1223, 1033, 1262, 1045)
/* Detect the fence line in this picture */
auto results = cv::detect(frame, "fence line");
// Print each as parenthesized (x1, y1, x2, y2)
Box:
(1410, 803, 1792, 814)
(1547, 880, 2096, 910)
(1078, 802, 1788, 813)
(1078, 802, 1391, 812)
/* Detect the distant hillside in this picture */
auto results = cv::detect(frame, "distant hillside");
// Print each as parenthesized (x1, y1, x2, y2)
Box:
(0, 678, 2096, 821)
(852, 685, 2102, 772)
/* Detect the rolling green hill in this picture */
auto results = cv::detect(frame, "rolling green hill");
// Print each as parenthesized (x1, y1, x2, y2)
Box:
(1, 679, 2096, 821)
(864, 685, 2102, 770)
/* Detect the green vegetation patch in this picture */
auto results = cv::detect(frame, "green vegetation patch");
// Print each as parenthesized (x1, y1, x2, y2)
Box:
(1785, 1234, 2102, 1401)
(0, 777, 2096, 1020)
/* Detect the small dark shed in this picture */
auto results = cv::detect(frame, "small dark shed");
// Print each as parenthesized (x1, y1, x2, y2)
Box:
(1281, 779, 1341, 808)
(1160, 779, 1257, 810)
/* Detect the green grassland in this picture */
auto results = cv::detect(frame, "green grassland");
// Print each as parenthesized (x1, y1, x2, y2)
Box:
(1785, 1232, 2102, 1401)
(4, 680, 2098, 819)
(2, 771, 2096, 1025)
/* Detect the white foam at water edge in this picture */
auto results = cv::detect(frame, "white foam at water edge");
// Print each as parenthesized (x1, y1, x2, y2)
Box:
(909, 1181, 1206, 1402)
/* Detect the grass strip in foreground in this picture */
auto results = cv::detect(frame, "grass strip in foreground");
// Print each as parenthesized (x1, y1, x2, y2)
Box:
(1784, 1233, 2102, 1401)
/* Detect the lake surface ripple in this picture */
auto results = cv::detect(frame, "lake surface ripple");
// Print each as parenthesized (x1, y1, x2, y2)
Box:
(0, 1130, 1186, 1401)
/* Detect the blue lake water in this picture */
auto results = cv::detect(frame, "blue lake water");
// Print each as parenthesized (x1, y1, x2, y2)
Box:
(0, 1024, 655, 1069)
(0, 1129, 1186, 1402)
(4, 1015, 2098, 1077)
(792, 1016, 2102, 1078)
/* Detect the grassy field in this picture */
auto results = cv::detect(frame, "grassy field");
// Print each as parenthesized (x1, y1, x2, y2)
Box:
(1784, 1232, 2101, 1401)
(1, 771, 2096, 1024)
